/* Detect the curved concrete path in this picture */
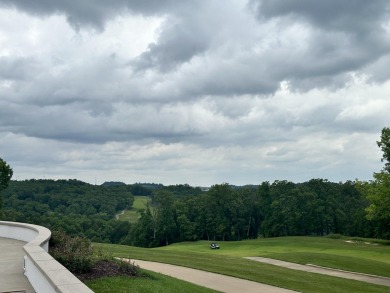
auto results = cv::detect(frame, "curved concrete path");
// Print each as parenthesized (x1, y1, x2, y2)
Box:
(128, 259, 298, 293)
(0, 237, 34, 293)
(245, 257, 390, 287)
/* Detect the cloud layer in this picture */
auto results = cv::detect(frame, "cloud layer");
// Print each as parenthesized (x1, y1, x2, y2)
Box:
(0, 0, 389, 185)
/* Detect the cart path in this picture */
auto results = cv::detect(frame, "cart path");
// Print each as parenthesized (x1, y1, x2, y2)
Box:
(115, 210, 125, 220)
(245, 257, 390, 287)
(124, 259, 298, 293)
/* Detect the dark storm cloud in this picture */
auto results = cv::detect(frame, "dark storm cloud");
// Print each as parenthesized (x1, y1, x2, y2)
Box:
(250, 0, 390, 86)
(131, 0, 222, 72)
(0, 0, 182, 29)
(254, 0, 389, 32)
(0, 0, 209, 73)
(133, 18, 210, 72)
(5, 0, 389, 90)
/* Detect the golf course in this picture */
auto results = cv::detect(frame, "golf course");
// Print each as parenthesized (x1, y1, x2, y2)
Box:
(116, 196, 151, 223)
(88, 236, 390, 293)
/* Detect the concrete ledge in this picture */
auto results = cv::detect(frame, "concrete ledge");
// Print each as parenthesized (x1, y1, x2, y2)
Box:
(0, 221, 93, 293)
(0, 221, 47, 249)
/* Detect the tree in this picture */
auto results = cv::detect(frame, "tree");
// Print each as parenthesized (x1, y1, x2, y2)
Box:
(0, 157, 13, 217)
(377, 127, 390, 173)
(127, 208, 155, 247)
(0, 158, 13, 191)
(357, 172, 390, 238)
(362, 173, 390, 221)
(357, 127, 390, 238)
(150, 190, 177, 246)
(205, 184, 235, 241)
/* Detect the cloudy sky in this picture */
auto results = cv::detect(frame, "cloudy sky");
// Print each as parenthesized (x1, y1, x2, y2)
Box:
(0, 0, 389, 186)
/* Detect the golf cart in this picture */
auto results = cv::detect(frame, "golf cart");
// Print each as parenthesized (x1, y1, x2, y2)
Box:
(210, 242, 220, 249)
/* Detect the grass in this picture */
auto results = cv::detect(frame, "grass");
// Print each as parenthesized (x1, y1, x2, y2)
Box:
(158, 236, 390, 262)
(265, 252, 390, 277)
(86, 269, 219, 293)
(156, 236, 390, 276)
(117, 196, 150, 223)
(94, 237, 390, 293)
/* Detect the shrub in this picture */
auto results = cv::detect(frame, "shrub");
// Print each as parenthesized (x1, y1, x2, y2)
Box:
(50, 230, 94, 274)
(50, 230, 140, 280)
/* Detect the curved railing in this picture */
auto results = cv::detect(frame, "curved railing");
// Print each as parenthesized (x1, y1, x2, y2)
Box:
(0, 221, 93, 293)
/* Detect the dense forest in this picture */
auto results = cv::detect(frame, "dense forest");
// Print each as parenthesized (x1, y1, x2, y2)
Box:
(1, 179, 134, 243)
(128, 179, 385, 247)
(0, 178, 386, 247)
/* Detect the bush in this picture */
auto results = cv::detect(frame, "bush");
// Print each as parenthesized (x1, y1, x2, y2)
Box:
(50, 230, 140, 280)
(50, 230, 95, 274)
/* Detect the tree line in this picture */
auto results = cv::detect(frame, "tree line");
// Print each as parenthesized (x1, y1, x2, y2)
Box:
(127, 179, 378, 247)
(0, 175, 387, 247)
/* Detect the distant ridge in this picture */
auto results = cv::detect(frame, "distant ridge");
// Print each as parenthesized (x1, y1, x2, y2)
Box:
(101, 181, 126, 186)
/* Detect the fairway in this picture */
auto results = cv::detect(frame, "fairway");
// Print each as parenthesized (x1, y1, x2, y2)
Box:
(117, 196, 150, 223)
(160, 236, 390, 261)
(158, 236, 390, 277)
(97, 236, 390, 293)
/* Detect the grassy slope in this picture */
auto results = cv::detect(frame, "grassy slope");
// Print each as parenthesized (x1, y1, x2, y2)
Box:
(117, 196, 150, 223)
(96, 237, 390, 293)
(157, 237, 390, 277)
(87, 269, 219, 293)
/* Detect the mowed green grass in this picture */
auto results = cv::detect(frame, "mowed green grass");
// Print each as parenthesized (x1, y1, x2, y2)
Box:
(117, 196, 150, 223)
(95, 237, 390, 293)
(86, 269, 219, 293)
(157, 236, 390, 277)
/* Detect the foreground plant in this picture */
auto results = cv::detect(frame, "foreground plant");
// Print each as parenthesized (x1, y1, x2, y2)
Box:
(50, 230, 139, 280)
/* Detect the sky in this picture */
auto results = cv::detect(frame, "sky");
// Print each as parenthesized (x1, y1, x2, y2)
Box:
(0, 0, 389, 186)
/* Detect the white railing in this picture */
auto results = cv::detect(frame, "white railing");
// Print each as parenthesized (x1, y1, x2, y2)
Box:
(0, 221, 93, 293)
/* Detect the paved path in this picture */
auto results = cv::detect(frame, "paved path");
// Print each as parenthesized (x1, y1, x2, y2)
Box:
(245, 257, 390, 287)
(0, 237, 34, 293)
(115, 210, 125, 220)
(128, 259, 298, 293)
